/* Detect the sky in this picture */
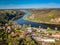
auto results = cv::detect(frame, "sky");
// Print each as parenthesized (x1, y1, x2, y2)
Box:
(0, 0, 60, 9)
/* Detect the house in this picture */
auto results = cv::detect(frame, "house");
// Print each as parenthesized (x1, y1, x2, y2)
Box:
(33, 37, 55, 43)
(26, 27, 32, 33)
(52, 34, 60, 38)
(41, 39, 55, 43)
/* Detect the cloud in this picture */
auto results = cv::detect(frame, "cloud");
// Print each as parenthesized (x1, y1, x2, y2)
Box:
(18, 3, 60, 8)
(0, 3, 60, 9)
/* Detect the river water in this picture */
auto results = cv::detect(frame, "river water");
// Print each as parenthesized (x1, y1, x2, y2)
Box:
(14, 11, 60, 30)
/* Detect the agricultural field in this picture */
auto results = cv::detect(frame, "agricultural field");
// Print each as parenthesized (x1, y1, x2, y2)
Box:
(25, 8, 60, 24)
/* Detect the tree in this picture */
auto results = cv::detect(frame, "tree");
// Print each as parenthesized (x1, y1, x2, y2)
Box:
(48, 13, 55, 19)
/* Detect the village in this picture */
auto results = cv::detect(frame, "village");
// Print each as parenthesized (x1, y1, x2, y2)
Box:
(0, 22, 60, 45)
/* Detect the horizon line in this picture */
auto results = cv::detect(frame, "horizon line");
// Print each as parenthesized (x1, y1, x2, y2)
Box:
(0, 7, 60, 9)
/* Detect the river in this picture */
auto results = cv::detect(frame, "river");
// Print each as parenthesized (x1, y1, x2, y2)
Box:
(14, 10, 60, 30)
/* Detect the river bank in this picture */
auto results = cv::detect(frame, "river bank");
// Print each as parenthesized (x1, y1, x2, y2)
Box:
(24, 10, 60, 30)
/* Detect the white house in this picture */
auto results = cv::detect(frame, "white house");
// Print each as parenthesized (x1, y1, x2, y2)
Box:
(26, 27, 32, 33)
